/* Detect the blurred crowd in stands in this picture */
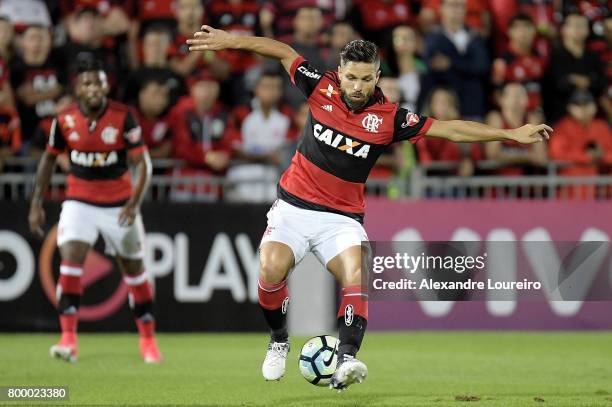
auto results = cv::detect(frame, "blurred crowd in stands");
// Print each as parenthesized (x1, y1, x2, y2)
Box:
(0, 0, 609, 202)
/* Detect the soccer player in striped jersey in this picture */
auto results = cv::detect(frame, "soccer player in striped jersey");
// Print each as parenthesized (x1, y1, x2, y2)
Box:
(28, 59, 161, 364)
(187, 27, 552, 390)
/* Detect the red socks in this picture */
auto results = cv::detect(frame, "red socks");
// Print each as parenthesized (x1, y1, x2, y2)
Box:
(124, 270, 155, 338)
(337, 285, 368, 321)
(258, 277, 289, 342)
(337, 285, 368, 357)
(258, 277, 289, 311)
(57, 260, 83, 342)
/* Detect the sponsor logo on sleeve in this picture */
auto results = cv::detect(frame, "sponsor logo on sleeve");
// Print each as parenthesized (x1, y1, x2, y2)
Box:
(401, 112, 420, 128)
(126, 127, 142, 144)
(297, 65, 321, 79)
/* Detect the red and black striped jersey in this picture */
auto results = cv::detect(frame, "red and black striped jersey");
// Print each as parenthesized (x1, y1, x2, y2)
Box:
(279, 56, 433, 222)
(46, 101, 146, 206)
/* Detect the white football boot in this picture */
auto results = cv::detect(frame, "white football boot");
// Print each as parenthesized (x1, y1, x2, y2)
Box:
(330, 354, 368, 391)
(49, 343, 78, 363)
(262, 341, 290, 381)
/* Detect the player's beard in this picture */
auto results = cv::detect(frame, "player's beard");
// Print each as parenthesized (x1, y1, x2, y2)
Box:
(341, 89, 370, 111)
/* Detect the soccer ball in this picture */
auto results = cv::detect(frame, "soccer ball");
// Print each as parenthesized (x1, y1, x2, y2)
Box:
(298, 335, 339, 386)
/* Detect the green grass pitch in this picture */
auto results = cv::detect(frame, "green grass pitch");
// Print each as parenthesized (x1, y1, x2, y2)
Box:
(0, 332, 611, 406)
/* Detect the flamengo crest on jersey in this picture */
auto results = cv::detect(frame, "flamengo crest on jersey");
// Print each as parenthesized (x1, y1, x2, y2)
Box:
(362, 113, 383, 133)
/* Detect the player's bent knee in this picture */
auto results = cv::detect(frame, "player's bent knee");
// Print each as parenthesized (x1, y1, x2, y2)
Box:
(259, 242, 294, 283)
(259, 259, 290, 284)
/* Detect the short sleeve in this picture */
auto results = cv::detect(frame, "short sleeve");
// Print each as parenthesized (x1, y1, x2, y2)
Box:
(289, 56, 324, 98)
(123, 111, 146, 156)
(46, 118, 66, 154)
(392, 107, 434, 144)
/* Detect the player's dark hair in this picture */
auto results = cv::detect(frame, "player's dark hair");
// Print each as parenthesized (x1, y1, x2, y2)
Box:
(340, 40, 380, 70)
(76, 56, 105, 74)
(508, 13, 535, 29)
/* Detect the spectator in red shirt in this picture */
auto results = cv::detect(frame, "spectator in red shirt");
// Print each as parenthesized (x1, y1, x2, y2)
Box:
(549, 89, 612, 198)
(60, 0, 130, 38)
(550, 90, 612, 176)
(278, 7, 329, 109)
(133, 78, 172, 160)
(592, 16, 612, 122)
(420, 0, 491, 38)
(206, 0, 264, 106)
(348, 0, 414, 49)
(60, 7, 122, 94)
(564, 0, 609, 29)
(489, 0, 556, 57)
(227, 71, 296, 202)
(544, 12, 605, 123)
(0, 107, 21, 171)
(485, 82, 547, 175)
(12, 25, 68, 147)
(417, 86, 482, 176)
(169, 70, 233, 201)
(123, 24, 184, 106)
(492, 13, 547, 112)
(125, 0, 175, 69)
(206, 0, 260, 75)
(126, 0, 175, 27)
(0, 17, 15, 109)
(169, 0, 229, 81)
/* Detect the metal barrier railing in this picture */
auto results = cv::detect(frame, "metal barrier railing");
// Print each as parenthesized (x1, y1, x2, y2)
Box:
(1, 157, 611, 201)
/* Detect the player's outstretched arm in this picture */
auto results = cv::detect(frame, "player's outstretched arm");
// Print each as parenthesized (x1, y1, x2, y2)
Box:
(425, 119, 553, 144)
(29, 150, 58, 236)
(187, 25, 299, 74)
(119, 150, 152, 227)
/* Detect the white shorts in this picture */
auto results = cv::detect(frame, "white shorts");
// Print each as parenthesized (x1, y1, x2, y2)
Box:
(260, 199, 368, 268)
(57, 200, 146, 259)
